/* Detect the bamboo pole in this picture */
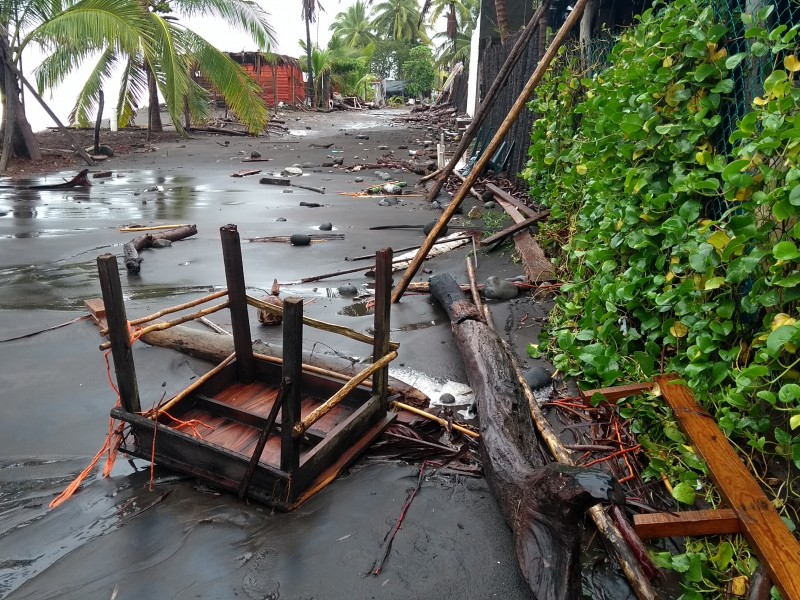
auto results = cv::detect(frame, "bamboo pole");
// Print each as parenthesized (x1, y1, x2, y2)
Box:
(293, 350, 398, 437)
(152, 353, 236, 417)
(465, 256, 485, 323)
(246, 295, 399, 350)
(100, 289, 228, 335)
(425, 0, 551, 203)
(99, 302, 229, 350)
(393, 0, 588, 303)
(119, 224, 192, 233)
(392, 401, 480, 439)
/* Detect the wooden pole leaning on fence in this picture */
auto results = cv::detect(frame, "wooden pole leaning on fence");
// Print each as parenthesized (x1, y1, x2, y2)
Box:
(392, 0, 589, 303)
(424, 0, 550, 203)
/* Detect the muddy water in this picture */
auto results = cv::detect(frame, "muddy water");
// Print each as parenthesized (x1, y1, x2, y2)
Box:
(0, 115, 541, 600)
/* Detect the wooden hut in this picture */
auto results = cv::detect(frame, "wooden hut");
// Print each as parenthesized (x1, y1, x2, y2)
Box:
(230, 52, 306, 106)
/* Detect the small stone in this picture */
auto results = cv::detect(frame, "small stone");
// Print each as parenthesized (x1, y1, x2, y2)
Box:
(282, 166, 303, 176)
(481, 190, 494, 202)
(483, 276, 519, 300)
(276, 217, 287, 221)
(250, 150, 262, 159)
(146, 185, 159, 192)
(378, 145, 388, 150)
(333, 157, 344, 165)
(151, 238, 172, 248)
(305, 125, 311, 129)
(423, 221, 448, 236)
(354, 176, 364, 183)
(398, 145, 408, 149)
(319, 222, 333, 231)
(302, 162, 316, 168)
(422, 267, 433, 274)
(524, 366, 552, 390)
(282, 188, 293, 193)
(379, 197, 398, 206)
(439, 393, 456, 405)
(290, 234, 312, 246)
(430, 201, 441, 209)
(338, 284, 358, 296)
(356, 134, 369, 140)
(484, 201, 497, 209)
(321, 162, 334, 167)
(380, 173, 392, 181)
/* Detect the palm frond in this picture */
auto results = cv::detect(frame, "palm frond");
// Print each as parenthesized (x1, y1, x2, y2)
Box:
(116, 53, 147, 127)
(34, 43, 98, 93)
(182, 29, 268, 134)
(69, 46, 118, 126)
(145, 11, 191, 134)
(169, 0, 275, 50)
(185, 76, 212, 125)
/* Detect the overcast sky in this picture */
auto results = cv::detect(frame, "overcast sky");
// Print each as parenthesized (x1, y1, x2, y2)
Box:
(25, 0, 438, 132)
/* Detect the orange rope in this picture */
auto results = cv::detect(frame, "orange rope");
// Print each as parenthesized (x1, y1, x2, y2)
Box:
(50, 322, 144, 509)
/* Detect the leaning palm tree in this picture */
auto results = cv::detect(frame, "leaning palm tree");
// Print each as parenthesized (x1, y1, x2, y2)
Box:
(35, 0, 274, 135)
(371, 0, 429, 44)
(0, 0, 150, 160)
(330, 0, 374, 49)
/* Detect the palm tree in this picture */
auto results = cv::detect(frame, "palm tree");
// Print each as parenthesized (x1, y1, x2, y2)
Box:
(1, 0, 150, 160)
(423, 0, 478, 68)
(301, 0, 322, 107)
(330, 0, 374, 49)
(34, 0, 274, 135)
(371, 0, 429, 44)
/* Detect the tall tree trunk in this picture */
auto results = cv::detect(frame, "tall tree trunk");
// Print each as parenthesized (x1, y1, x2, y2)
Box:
(495, 0, 509, 41)
(0, 34, 40, 162)
(94, 89, 104, 154)
(305, 18, 315, 107)
(146, 64, 162, 134)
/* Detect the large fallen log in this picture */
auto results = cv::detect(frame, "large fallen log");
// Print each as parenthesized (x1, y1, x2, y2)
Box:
(430, 273, 658, 600)
(428, 273, 630, 598)
(123, 225, 198, 273)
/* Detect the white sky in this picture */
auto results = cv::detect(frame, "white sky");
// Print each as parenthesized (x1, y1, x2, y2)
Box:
(24, 0, 440, 132)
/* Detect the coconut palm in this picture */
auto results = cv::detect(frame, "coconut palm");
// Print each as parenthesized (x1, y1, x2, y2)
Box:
(424, 0, 478, 68)
(301, 0, 324, 106)
(0, 0, 152, 160)
(371, 0, 429, 44)
(34, 0, 275, 134)
(330, 0, 374, 49)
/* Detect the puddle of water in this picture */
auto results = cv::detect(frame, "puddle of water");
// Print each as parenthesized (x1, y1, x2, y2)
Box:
(338, 301, 373, 317)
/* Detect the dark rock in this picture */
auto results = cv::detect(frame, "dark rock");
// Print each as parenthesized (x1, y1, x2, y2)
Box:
(379, 197, 398, 206)
(333, 157, 344, 165)
(484, 201, 497, 209)
(276, 217, 287, 221)
(356, 134, 369, 140)
(483, 276, 519, 300)
(423, 221, 448, 236)
(354, 176, 364, 183)
(321, 162, 334, 167)
(282, 189, 293, 193)
(250, 150, 262, 159)
(426, 160, 437, 171)
(439, 393, 456, 405)
(430, 201, 441, 209)
(299, 202, 322, 208)
(290, 234, 312, 246)
(338, 284, 358, 296)
(398, 145, 408, 149)
(524, 366, 552, 390)
(481, 190, 494, 202)
(302, 162, 316, 168)
(319, 222, 333, 231)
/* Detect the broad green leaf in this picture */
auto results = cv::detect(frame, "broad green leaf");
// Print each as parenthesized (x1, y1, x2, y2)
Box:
(790, 414, 800, 430)
(704, 277, 725, 290)
(774, 241, 800, 261)
(672, 481, 696, 505)
(767, 325, 797, 354)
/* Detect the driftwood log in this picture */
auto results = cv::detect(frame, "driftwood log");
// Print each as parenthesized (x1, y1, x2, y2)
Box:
(123, 225, 198, 273)
(0, 169, 92, 190)
(429, 273, 624, 598)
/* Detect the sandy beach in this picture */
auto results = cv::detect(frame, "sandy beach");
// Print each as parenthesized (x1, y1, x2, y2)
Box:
(0, 108, 624, 599)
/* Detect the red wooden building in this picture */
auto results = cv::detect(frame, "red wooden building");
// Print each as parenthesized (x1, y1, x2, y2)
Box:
(229, 52, 306, 106)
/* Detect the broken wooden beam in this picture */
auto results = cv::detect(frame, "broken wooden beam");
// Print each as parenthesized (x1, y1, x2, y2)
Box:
(484, 183, 538, 217)
(123, 224, 198, 273)
(581, 382, 655, 403)
(633, 509, 741, 540)
(260, 176, 291, 186)
(656, 374, 800, 599)
(480, 210, 550, 247)
(492, 196, 555, 283)
(231, 169, 261, 177)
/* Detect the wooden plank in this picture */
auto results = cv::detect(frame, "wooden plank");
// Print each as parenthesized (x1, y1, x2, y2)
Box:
(281, 298, 303, 478)
(634, 509, 741, 539)
(492, 197, 555, 283)
(220, 225, 255, 383)
(581, 382, 654, 403)
(479, 211, 550, 247)
(96, 254, 141, 414)
(656, 375, 800, 599)
(484, 183, 538, 217)
(231, 169, 261, 178)
(84, 298, 106, 326)
(372, 248, 392, 410)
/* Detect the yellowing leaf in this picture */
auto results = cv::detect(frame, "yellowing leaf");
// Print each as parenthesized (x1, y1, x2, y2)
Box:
(670, 322, 689, 338)
(670, 256, 681, 265)
(576, 164, 587, 175)
(704, 276, 725, 290)
(707, 43, 727, 62)
(790, 413, 800, 430)
(735, 187, 752, 201)
(640, 213, 651, 222)
(785, 55, 800, 72)
(662, 56, 674, 68)
(753, 96, 769, 106)
(708, 230, 731, 250)
(730, 575, 748, 596)
(696, 151, 706, 165)
(665, 271, 675, 283)
(771, 313, 797, 330)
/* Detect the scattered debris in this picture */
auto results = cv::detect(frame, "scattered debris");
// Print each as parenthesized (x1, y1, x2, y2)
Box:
(123, 224, 198, 273)
(231, 169, 262, 178)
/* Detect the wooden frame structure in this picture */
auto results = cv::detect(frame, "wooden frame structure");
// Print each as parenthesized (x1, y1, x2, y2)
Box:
(582, 377, 800, 598)
(98, 225, 396, 510)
